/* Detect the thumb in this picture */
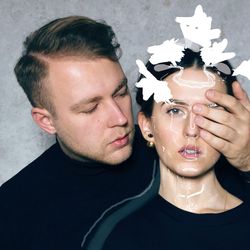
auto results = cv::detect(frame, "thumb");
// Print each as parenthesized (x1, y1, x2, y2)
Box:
(232, 81, 250, 112)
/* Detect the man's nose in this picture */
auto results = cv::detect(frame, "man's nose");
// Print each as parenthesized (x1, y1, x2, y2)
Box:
(107, 101, 128, 127)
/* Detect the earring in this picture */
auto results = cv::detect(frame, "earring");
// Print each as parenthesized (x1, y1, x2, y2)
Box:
(147, 141, 155, 148)
(148, 133, 153, 138)
(147, 141, 154, 148)
(146, 133, 154, 147)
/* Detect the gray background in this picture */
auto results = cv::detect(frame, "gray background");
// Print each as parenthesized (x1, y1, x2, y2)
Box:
(1, 0, 250, 185)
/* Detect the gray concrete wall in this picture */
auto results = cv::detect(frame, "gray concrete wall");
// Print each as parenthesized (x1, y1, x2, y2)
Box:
(1, 0, 250, 185)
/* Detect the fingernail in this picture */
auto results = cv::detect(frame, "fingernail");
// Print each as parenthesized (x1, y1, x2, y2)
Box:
(206, 90, 215, 98)
(193, 104, 202, 113)
(234, 81, 240, 87)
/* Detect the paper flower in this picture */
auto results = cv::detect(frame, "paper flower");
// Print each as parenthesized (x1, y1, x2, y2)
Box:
(175, 5, 221, 48)
(135, 59, 173, 103)
(134, 4, 250, 101)
(200, 39, 235, 66)
(233, 59, 250, 80)
(147, 39, 185, 65)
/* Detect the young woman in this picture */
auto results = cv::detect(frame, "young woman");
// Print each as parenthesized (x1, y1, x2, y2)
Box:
(102, 49, 250, 250)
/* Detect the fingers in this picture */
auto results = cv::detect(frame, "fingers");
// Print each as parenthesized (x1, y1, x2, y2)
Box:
(198, 129, 232, 155)
(193, 104, 237, 130)
(192, 83, 250, 170)
(204, 89, 247, 114)
(232, 81, 250, 112)
(233, 81, 245, 100)
(195, 115, 236, 142)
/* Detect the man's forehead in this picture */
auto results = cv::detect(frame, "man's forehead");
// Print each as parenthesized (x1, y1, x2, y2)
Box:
(45, 57, 127, 107)
(69, 76, 128, 111)
(46, 56, 121, 72)
(46, 56, 125, 87)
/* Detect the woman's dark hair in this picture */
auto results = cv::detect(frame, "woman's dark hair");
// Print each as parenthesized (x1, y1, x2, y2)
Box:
(136, 48, 237, 117)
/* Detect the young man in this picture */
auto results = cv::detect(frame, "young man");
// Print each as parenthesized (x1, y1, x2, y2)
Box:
(1, 16, 250, 250)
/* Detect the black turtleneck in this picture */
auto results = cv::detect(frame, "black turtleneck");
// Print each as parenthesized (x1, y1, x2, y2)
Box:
(0, 126, 156, 250)
(0, 126, 248, 250)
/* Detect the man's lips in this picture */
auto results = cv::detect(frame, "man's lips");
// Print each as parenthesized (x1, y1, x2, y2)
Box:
(110, 132, 131, 148)
(178, 146, 202, 159)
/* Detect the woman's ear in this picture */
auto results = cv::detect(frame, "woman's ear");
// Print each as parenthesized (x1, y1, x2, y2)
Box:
(31, 107, 57, 135)
(137, 112, 154, 143)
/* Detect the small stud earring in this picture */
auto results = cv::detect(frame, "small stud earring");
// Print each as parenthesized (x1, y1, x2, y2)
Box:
(147, 141, 154, 148)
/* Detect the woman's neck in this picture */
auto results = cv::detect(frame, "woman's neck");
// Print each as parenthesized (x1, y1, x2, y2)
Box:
(159, 163, 242, 214)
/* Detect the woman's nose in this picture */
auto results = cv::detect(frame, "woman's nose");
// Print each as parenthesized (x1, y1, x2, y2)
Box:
(184, 112, 200, 138)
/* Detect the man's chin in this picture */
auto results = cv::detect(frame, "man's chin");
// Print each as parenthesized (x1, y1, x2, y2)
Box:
(105, 144, 133, 165)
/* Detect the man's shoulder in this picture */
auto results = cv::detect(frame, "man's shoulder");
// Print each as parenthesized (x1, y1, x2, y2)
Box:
(0, 143, 58, 194)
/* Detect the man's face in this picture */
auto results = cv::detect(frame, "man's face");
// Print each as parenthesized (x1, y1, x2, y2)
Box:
(45, 57, 134, 164)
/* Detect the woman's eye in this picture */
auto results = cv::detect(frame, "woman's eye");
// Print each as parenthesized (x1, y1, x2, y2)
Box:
(167, 108, 182, 115)
(207, 103, 225, 110)
(207, 103, 218, 108)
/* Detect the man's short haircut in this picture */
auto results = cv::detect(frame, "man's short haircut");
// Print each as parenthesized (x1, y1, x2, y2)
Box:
(14, 16, 122, 113)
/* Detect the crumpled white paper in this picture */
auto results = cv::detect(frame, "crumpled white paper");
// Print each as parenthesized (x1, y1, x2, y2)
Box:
(135, 59, 173, 103)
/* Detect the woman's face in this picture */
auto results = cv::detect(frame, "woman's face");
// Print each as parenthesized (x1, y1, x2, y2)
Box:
(139, 67, 227, 178)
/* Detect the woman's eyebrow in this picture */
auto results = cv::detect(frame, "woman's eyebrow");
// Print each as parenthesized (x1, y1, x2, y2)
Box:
(169, 99, 189, 106)
(160, 99, 189, 107)
(169, 99, 221, 108)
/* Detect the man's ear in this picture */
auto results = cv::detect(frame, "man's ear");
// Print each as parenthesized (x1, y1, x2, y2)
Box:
(137, 112, 154, 143)
(31, 107, 56, 135)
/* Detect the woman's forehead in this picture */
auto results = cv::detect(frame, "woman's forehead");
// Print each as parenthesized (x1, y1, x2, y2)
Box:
(165, 68, 226, 96)
(152, 69, 225, 107)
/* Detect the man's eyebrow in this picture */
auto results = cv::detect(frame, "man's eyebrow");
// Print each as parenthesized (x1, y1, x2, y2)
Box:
(70, 77, 128, 112)
(112, 77, 128, 96)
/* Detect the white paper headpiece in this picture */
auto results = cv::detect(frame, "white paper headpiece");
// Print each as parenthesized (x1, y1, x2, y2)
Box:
(233, 60, 250, 80)
(135, 60, 173, 103)
(135, 4, 250, 103)
(148, 39, 185, 66)
(175, 5, 221, 48)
